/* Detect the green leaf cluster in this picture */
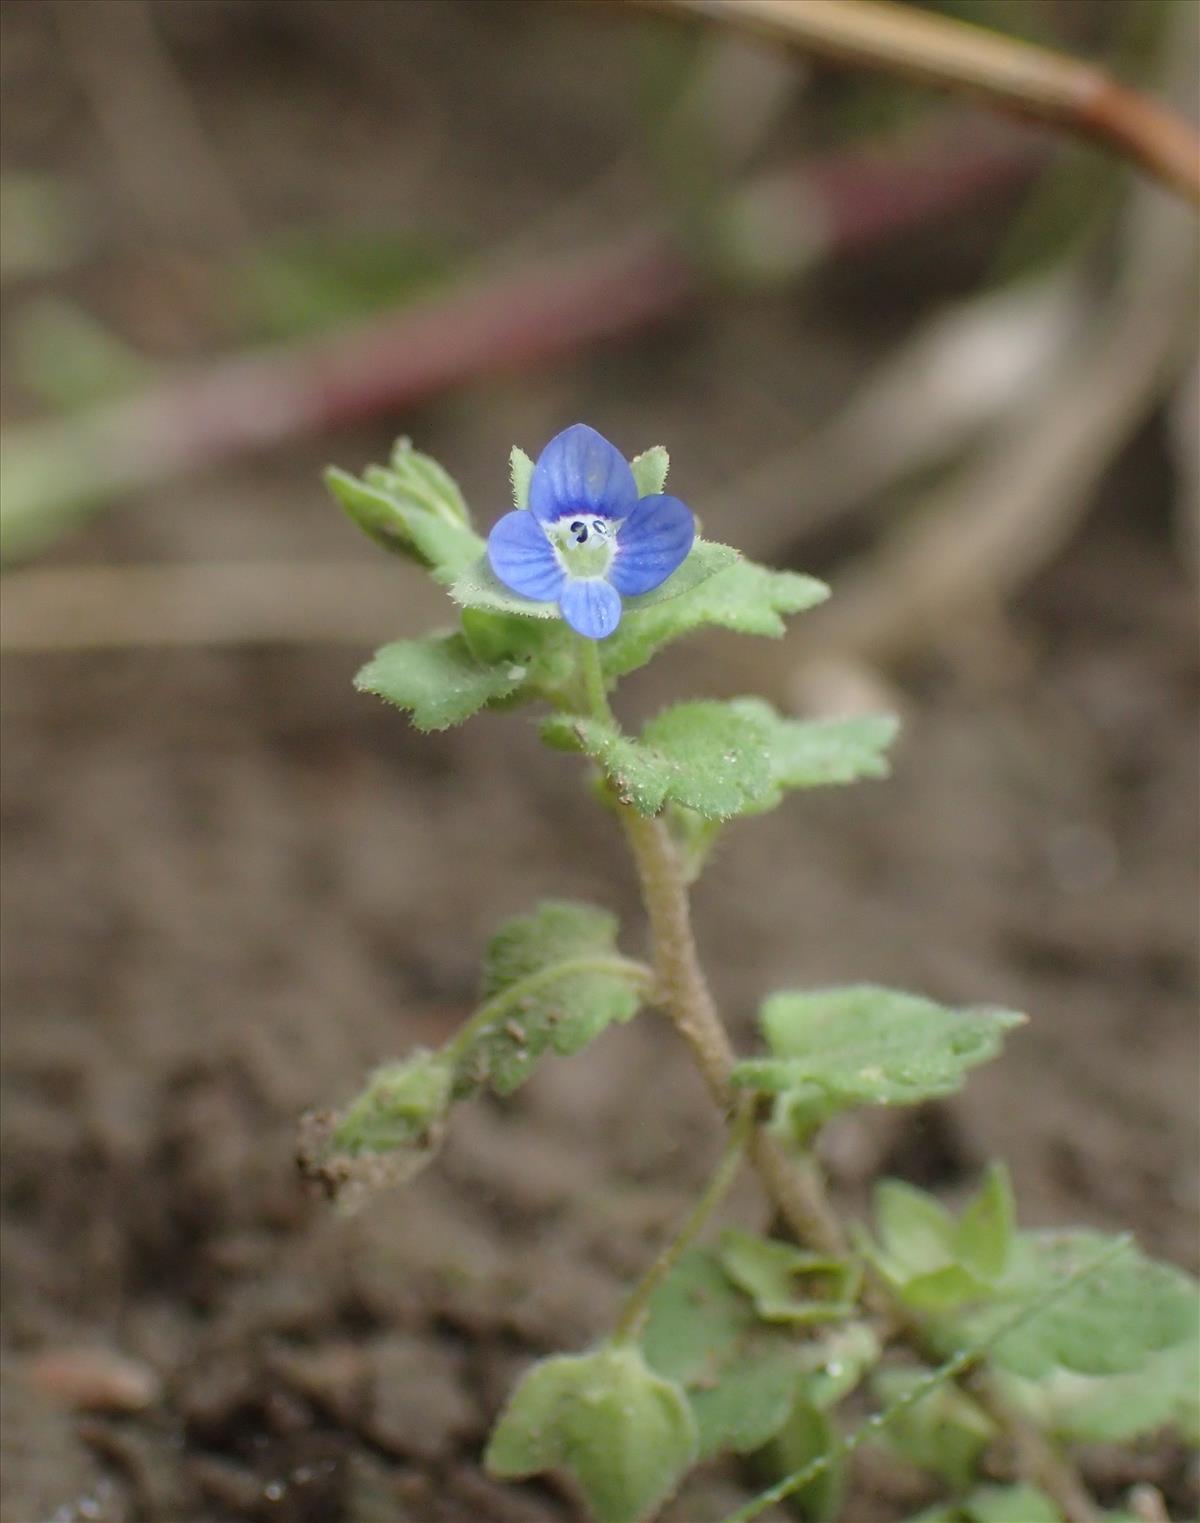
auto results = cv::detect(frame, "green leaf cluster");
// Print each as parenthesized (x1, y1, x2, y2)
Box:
(326, 437, 481, 576)
(732, 988, 1024, 1133)
(718, 1227, 861, 1324)
(485, 1345, 697, 1523)
(868, 1174, 1200, 1448)
(640, 1241, 879, 1463)
(865, 1165, 1018, 1310)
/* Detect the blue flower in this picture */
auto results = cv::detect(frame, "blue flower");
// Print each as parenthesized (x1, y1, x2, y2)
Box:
(487, 424, 695, 640)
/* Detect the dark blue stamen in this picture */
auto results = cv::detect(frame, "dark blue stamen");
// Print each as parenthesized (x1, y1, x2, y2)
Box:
(570, 520, 588, 544)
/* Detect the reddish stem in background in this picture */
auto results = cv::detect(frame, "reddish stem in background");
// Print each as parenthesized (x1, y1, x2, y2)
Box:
(4, 135, 1037, 549)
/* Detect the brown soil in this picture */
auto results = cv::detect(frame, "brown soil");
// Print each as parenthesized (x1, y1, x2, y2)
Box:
(2, 4, 1196, 1522)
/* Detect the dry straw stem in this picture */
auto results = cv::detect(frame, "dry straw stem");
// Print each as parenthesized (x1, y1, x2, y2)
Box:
(800, 184, 1198, 667)
(642, 0, 1200, 206)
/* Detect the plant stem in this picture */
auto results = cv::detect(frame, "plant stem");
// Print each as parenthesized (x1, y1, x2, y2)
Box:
(574, 639, 1097, 1520)
(612, 1096, 755, 1345)
(574, 637, 847, 1254)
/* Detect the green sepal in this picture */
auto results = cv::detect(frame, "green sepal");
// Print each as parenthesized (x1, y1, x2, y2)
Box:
(509, 445, 534, 509)
(354, 631, 526, 731)
(601, 560, 829, 678)
(732, 988, 1025, 1119)
(484, 1345, 697, 1523)
(870, 1369, 995, 1490)
(325, 438, 481, 576)
(717, 1228, 861, 1324)
(630, 444, 669, 496)
(448, 536, 739, 621)
(455, 901, 648, 1096)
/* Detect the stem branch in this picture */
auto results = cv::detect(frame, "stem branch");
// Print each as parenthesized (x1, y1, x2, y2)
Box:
(613, 1097, 755, 1344)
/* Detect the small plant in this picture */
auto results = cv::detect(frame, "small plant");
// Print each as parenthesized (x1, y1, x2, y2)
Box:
(305, 425, 1198, 1523)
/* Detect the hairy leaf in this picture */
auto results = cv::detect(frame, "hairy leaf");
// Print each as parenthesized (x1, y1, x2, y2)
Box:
(938, 1231, 1200, 1382)
(999, 1337, 1200, 1444)
(642, 1246, 878, 1463)
(602, 560, 829, 677)
(354, 632, 526, 730)
(457, 901, 647, 1095)
(545, 699, 896, 822)
(641, 1247, 810, 1459)
(732, 987, 1024, 1117)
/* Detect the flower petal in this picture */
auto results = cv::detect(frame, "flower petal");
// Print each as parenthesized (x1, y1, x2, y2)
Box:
(609, 494, 695, 596)
(487, 510, 566, 602)
(529, 424, 638, 524)
(559, 578, 622, 640)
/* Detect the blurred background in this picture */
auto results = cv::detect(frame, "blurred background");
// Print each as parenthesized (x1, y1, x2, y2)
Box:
(1, 2, 1196, 1520)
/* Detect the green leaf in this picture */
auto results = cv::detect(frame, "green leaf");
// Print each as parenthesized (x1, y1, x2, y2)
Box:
(731, 986, 1025, 1116)
(545, 699, 898, 822)
(752, 1396, 843, 1523)
(864, 1171, 1019, 1311)
(354, 632, 526, 731)
(456, 902, 647, 1096)
(630, 445, 669, 496)
(298, 1048, 454, 1203)
(485, 1345, 697, 1523)
(331, 1049, 452, 1157)
(871, 1369, 995, 1490)
(799, 1322, 882, 1410)
(325, 440, 482, 575)
(903, 1485, 1062, 1523)
(999, 1336, 1200, 1444)
(728, 701, 898, 800)
(938, 1231, 1200, 1382)
(954, 1164, 1016, 1282)
(509, 445, 534, 509)
(717, 1229, 861, 1324)
(543, 701, 778, 820)
(602, 559, 828, 678)
(641, 1247, 809, 1459)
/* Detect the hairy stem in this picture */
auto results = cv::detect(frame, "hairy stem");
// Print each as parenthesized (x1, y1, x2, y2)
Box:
(574, 637, 847, 1254)
(573, 638, 1096, 1518)
(612, 1096, 755, 1344)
